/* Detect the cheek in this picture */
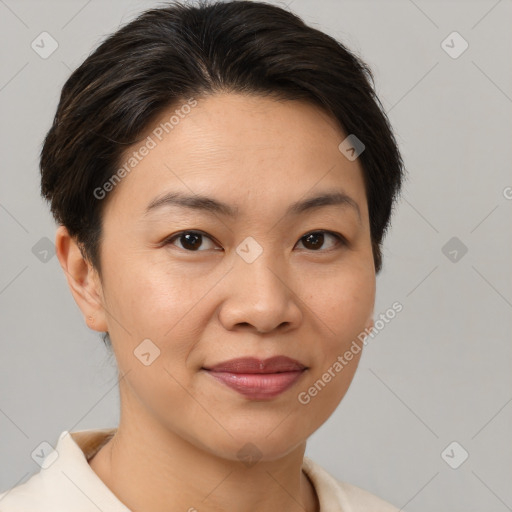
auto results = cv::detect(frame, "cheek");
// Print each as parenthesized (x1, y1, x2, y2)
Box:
(304, 262, 375, 340)
(298, 261, 374, 417)
(100, 255, 208, 376)
(103, 251, 199, 326)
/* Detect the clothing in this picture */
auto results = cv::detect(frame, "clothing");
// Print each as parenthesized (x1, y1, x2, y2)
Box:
(0, 428, 400, 511)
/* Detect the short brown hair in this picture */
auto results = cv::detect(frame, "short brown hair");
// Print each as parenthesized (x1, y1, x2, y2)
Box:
(41, 0, 405, 280)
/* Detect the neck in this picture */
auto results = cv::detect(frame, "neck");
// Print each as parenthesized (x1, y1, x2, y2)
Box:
(89, 397, 319, 512)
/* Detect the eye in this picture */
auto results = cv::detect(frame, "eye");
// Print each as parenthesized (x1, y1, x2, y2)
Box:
(164, 229, 346, 253)
(164, 230, 220, 251)
(296, 231, 346, 251)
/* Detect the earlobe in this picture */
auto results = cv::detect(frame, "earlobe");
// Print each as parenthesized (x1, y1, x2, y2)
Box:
(55, 225, 108, 332)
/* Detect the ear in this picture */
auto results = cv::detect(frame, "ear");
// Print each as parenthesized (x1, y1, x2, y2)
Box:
(55, 225, 108, 332)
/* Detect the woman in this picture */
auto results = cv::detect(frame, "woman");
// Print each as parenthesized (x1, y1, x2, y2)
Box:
(0, 0, 405, 510)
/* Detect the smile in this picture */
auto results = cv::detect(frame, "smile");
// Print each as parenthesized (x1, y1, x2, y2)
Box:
(204, 369, 307, 399)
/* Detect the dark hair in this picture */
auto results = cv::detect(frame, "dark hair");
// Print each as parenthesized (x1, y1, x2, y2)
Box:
(40, 0, 405, 346)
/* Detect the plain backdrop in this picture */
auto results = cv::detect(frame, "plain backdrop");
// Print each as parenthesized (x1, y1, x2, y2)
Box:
(0, 0, 511, 510)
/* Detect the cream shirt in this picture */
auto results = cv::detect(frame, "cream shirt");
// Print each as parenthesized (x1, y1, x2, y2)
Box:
(0, 429, 400, 511)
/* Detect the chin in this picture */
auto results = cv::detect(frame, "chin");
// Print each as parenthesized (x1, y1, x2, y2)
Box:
(198, 425, 308, 464)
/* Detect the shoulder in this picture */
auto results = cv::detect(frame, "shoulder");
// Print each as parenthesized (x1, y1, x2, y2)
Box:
(335, 480, 401, 511)
(302, 456, 400, 512)
(0, 474, 43, 511)
(0, 428, 124, 512)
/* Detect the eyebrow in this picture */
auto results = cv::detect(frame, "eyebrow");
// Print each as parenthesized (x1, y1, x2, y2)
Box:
(144, 190, 361, 223)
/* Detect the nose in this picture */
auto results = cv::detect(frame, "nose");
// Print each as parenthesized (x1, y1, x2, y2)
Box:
(218, 250, 303, 334)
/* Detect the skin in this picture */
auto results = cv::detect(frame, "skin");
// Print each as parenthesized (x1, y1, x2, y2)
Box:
(56, 92, 376, 512)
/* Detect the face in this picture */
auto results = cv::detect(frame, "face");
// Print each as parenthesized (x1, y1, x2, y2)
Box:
(70, 92, 375, 461)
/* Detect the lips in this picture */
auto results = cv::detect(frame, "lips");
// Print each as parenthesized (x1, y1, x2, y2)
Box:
(204, 356, 306, 374)
(203, 356, 307, 399)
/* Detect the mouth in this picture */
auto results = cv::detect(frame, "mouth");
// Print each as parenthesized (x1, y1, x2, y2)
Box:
(202, 356, 308, 400)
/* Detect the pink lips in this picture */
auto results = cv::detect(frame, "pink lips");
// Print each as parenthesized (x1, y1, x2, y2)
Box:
(203, 356, 307, 399)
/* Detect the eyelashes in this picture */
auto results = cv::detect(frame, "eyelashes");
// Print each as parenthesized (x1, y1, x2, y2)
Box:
(163, 230, 347, 253)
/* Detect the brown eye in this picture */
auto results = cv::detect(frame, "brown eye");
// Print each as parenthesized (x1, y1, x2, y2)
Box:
(166, 231, 219, 251)
(297, 231, 345, 251)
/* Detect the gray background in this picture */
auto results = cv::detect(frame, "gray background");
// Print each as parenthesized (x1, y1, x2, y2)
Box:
(1, 0, 511, 510)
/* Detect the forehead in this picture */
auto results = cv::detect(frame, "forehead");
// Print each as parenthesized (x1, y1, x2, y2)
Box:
(103, 92, 368, 223)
